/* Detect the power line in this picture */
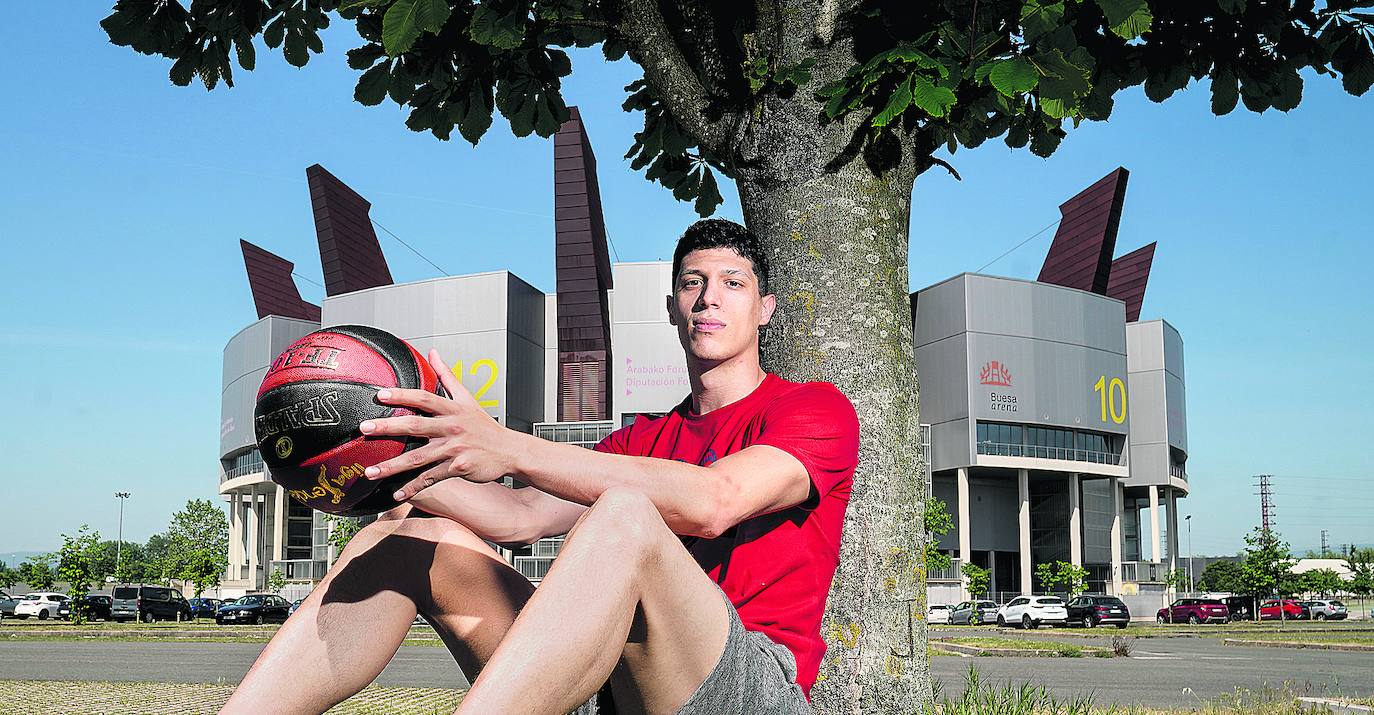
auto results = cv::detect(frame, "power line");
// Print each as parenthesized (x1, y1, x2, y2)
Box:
(370, 218, 451, 277)
(974, 217, 1061, 273)
(291, 272, 324, 290)
(605, 226, 622, 263)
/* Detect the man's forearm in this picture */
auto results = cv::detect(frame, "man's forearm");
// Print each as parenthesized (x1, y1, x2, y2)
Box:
(508, 432, 728, 537)
(406, 479, 540, 546)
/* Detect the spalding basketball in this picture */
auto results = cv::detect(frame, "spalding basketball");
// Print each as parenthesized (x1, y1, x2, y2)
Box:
(254, 325, 443, 516)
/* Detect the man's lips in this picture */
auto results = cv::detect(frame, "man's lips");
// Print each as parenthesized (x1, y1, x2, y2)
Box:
(692, 320, 726, 332)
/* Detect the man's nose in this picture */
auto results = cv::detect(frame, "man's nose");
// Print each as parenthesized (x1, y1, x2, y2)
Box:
(695, 280, 723, 309)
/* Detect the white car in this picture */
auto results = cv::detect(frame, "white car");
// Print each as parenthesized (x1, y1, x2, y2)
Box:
(14, 592, 70, 620)
(997, 595, 1068, 629)
(927, 604, 951, 625)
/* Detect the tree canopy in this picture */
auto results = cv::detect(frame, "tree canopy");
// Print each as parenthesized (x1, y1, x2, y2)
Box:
(102, 0, 1374, 215)
(165, 499, 230, 596)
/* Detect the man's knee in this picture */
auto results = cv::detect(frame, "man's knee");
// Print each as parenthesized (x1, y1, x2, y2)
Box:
(572, 487, 670, 557)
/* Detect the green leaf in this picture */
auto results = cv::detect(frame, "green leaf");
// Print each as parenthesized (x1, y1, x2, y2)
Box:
(694, 166, 723, 217)
(458, 84, 493, 145)
(910, 76, 957, 118)
(347, 44, 387, 70)
(340, 0, 391, 11)
(1093, 0, 1152, 39)
(469, 5, 527, 50)
(1210, 67, 1239, 115)
(1216, 0, 1246, 13)
(263, 15, 286, 48)
(1021, 0, 1065, 42)
(234, 37, 256, 71)
(872, 77, 912, 127)
(283, 28, 308, 67)
(354, 62, 391, 105)
(383, 0, 450, 56)
(989, 58, 1039, 97)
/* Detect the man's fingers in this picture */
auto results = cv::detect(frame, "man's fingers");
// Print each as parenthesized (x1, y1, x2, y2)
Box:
(392, 462, 449, 502)
(364, 444, 444, 481)
(359, 414, 445, 438)
(429, 349, 481, 409)
(373, 387, 448, 415)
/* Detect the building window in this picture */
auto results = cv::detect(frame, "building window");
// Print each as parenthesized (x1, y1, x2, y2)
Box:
(976, 421, 1123, 465)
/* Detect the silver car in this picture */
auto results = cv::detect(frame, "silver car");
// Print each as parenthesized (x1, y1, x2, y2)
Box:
(948, 600, 1000, 625)
(1304, 599, 1348, 621)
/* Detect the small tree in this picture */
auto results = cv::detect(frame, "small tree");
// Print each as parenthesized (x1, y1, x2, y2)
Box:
(1197, 560, 1244, 593)
(18, 557, 56, 590)
(1163, 568, 1190, 593)
(1300, 568, 1345, 598)
(166, 499, 230, 597)
(54, 526, 102, 624)
(924, 496, 953, 575)
(1348, 549, 1374, 617)
(961, 563, 990, 599)
(325, 515, 364, 564)
(267, 568, 288, 593)
(143, 534, 172, 584)
(1240, 527, 1296, 597)
(0, 560, 15, 589)
(1035, 560, 1088, 596)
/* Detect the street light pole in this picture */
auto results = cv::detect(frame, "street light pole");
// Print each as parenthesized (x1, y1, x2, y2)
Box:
(115, 492, 131, 582)
(1185, 514, 1194, 594)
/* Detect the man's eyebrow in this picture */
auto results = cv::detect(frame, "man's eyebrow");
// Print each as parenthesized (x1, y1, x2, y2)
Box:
(679, 268, 750, 277)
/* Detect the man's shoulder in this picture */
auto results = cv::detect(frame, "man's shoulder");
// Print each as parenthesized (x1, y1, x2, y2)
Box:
(765, 375, 854, 411)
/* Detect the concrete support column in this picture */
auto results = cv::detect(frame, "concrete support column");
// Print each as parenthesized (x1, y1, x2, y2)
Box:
(1018, 468, 1032, 594)
(1167, 487, 1180, 577)
(957, 468, 971, 600)
(227, 496, 241, 577)
(1111, 478, 1124, 596)
(244, 496, 259, 583)
(1069, 472, 1083, 567)
(1148, 484, 1162, 563)
(272, 487, 287, 563)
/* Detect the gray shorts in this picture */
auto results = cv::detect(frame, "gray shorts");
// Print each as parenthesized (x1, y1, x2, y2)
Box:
(572, 587, 812, 715)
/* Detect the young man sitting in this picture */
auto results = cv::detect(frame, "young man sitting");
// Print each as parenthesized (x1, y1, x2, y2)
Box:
(221, 218, 859, 715)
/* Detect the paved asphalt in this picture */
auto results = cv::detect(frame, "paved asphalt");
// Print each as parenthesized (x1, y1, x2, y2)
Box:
(1, 633, 1371, 709)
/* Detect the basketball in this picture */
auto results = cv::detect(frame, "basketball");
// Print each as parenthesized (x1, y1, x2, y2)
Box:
(253, 325, 443, 516)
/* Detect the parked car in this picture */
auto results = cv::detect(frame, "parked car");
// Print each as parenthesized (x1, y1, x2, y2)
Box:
(13, 593, 70, 620)
(216, 594, 292, 625)
(57, 594, 113, 621)
(1066, 595, 1131, 628)
(927, 604, 951, 625)
(998, 596, 1068, 629)
(948, 600, 1000, 625)
(1157, 598, 1229, 625)
(0, 591, 19, 619)
(187, 598, 223, 619)
(1301, 600, 1348, 621)
(110, 584, 192, 623)
(1259, 599, 1308, 621)
(288, 599, 304, 617)
(1223, 596, 1256, 621)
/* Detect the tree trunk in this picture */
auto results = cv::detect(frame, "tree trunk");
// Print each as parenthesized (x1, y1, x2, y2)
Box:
(739, 160, 930, 713)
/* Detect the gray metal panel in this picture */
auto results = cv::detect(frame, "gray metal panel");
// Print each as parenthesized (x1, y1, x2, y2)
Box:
(1125, 320, 1189, 488)
(969, 475, 1019, 553)
(963, 274, 1126, 354)
(930, 419, 973, 473)
(220, 316, 319, 459)
(965, 332, 1129, 435)
(609, 262, 687, 420)
(321, 273, 544, 431)
(914, 333, 970, 426)
(912, 274, 969, 347)
(543, 293, 559, 423)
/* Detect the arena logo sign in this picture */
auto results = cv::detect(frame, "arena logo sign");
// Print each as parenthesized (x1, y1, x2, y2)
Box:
(978, 360, 1018, 413)
(255, 391, 343, 437)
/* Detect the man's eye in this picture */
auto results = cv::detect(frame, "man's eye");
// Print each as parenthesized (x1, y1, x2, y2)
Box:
(726, 280, 743, 288)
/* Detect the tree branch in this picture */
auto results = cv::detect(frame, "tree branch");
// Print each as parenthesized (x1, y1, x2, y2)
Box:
(614, 0, 737, 158)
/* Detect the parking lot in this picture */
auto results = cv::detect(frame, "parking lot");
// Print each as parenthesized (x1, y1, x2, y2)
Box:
(2, 617, 1372, 710)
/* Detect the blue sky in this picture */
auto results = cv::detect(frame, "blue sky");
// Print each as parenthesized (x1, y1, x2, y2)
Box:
(1, 4, 1370, 559)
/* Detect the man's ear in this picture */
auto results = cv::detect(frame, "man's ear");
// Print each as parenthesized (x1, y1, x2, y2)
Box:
(759, 293, 777, 326)
(666, 293, 677, 326)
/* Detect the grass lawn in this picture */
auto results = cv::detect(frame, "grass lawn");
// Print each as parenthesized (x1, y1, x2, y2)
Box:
(933, 636, 1113, 658)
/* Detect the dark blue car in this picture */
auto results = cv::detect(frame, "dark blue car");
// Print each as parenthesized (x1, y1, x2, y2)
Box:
(187, 598, 222, 619)
(216, 594, 291, 625)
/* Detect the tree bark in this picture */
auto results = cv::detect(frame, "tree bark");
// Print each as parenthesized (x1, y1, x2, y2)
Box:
(740, 160, 930, 713)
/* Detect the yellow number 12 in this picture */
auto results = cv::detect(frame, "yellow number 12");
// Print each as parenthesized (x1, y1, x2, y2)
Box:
(451, 359, 500, 408)
(1093, 375, 1127, 424)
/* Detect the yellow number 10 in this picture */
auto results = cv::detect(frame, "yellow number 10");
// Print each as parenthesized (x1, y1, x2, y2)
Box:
(1093, 375, 1127, 424)
(451, 359, 500, 408)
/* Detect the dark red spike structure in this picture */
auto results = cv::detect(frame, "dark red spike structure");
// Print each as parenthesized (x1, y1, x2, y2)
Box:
(553, 106, 614, 421)
(306, 164, 394, 297)
(1106, 242, 1156, 323)
(1037, 167, 1130, 294)
(240, 239, 322, 321)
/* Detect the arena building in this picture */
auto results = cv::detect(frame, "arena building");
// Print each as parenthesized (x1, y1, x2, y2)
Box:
(218, 113, 1186, 610)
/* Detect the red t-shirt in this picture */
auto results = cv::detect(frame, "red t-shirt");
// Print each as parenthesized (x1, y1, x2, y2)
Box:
(594, 373, 858, 697)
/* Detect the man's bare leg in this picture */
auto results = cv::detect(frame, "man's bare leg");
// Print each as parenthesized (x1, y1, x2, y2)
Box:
(457, 487, 733, 715)
(221, 505, 534, 714)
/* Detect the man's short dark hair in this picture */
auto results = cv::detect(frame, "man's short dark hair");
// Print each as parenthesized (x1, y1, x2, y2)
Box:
(671, 218, 770, 294)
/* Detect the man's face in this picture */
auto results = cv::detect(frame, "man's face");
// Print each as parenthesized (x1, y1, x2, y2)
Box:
(667, 247, 776, 364)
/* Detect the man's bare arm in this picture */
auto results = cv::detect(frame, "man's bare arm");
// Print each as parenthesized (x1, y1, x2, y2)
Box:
(406, 477, 587, 547)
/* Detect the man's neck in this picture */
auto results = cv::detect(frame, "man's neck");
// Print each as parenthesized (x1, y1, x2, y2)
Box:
(687, 352, 767, 415)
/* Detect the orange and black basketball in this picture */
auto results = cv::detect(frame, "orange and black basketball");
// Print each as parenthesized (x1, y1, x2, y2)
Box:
(254, 325, 443, 516)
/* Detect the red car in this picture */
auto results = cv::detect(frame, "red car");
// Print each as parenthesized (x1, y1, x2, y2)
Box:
(1156, 598, 1229, 624)
(1259, 599, 1308, 621)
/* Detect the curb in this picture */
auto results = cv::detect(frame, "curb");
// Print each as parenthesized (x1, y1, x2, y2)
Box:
(930, 640, 1107, 658)
(1223, 638, 1374, 652)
